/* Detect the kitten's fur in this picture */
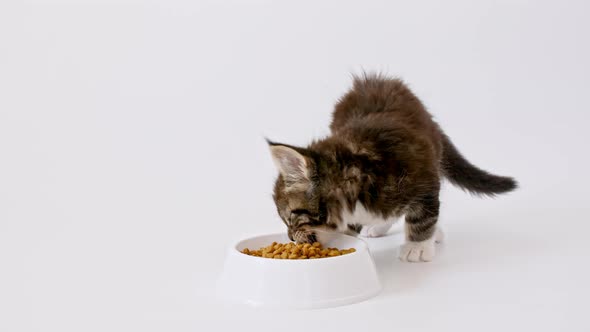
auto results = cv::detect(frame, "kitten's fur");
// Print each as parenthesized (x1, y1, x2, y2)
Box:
(269, 74, 517, 262)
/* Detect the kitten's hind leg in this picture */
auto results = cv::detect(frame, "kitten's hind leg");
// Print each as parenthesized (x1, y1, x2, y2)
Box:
(398, 191, 441, 262)
(360, 218, 397, 238)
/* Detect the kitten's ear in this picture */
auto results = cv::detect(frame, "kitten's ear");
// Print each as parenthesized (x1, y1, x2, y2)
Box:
(268, 142, 310, 183)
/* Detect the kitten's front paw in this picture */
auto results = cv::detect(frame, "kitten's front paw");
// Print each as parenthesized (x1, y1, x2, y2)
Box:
(398, 238, 436, 262)
(359, 220, 395, 238)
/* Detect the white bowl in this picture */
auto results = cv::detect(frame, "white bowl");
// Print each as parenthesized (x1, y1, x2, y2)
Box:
(217, 231, 382, 309)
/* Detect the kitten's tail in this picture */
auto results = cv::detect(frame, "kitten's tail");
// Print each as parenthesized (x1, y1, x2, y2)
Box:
(441, 134, 517, 196)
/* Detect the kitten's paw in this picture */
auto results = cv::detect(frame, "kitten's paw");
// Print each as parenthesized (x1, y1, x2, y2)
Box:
(398, 239, 436, 262)
(360, 221, 394, 238)
(398, 227, 444, 262)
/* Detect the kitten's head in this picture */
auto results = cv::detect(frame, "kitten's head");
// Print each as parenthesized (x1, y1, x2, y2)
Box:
(268, 142, 335, 243)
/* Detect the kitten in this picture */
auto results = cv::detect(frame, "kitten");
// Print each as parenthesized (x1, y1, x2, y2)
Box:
(268, 74, 517, 262)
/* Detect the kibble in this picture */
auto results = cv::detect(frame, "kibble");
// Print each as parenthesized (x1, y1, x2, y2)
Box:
(241, 241, 356, 259)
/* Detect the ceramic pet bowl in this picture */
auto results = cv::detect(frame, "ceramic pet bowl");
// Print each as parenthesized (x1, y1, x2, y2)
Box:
(217, 231, 381, 309)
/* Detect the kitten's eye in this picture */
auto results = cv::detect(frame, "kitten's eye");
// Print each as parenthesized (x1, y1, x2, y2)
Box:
(289, 211, 325, 228)
(291, 209, 312, 215)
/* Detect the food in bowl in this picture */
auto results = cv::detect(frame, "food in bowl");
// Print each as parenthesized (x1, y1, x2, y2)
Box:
(241, 241, 356, 259)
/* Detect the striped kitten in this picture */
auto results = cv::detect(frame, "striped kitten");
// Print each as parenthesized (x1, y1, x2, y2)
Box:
(269, 74, 517, 262)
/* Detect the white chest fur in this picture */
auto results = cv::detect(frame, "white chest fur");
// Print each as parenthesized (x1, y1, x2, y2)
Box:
(340, 202, 395, 226)
(340, 202, 400, 237)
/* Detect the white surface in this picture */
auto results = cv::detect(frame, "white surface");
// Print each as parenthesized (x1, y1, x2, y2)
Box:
(1, 1, 589, 331)
(218, 232, 380, 309)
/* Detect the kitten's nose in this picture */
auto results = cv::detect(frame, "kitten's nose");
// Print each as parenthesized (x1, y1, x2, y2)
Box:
(288, 231, 294, 241)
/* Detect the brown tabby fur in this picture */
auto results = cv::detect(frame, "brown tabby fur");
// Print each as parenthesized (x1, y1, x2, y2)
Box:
(269, 74, 517, 249)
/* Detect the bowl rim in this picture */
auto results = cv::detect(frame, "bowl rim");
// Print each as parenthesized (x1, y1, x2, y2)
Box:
(230, 231, 367, 263)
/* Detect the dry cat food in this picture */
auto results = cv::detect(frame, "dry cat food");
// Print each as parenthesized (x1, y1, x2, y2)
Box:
(241, 241, 356, 259)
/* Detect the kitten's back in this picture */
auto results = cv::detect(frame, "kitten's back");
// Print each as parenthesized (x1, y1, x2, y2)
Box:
(328, 74, 517, 196)
(330, 74, 436, 135)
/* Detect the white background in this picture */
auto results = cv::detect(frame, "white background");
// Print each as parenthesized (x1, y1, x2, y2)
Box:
(1, 0, 589, 331)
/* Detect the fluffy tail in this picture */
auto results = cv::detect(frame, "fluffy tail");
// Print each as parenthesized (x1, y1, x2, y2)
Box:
(441, 134, 517, 196)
